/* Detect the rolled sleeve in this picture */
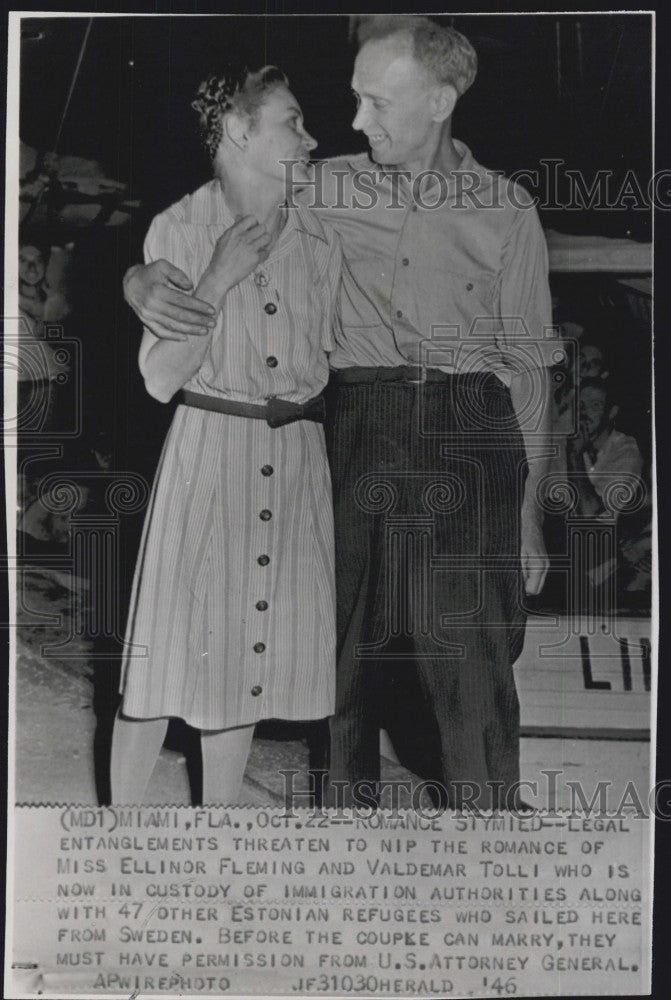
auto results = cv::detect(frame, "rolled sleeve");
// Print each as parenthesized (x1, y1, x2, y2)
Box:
(321, 229, 343, 354)
(140, 206, 230, 367)
(143, 211, 196, 281)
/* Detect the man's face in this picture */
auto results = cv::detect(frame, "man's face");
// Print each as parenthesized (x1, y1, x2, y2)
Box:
(19, 245, 46, 286)
(350, 39, 441, 171)
(579, 344, 604, 379)
(579, 385, 611, 439)
(244, 84, 317, 190)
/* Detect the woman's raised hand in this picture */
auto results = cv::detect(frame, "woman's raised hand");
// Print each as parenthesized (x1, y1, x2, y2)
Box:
(208, 216, 273, 291)
(123, 216, 273, 342)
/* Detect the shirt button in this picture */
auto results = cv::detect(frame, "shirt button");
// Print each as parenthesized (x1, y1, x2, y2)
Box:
(266, 356, 278, 368)
(402, 257, 409, 266)
(264, 302, 277, 315)
(396, 309, 403, 319)
(257, 554, 270, 566)
(261, 464, 274, 476)
(251, 685, 263, 696)
(466, 282, 474, 291)
(253, 642, 266, 653)
(256, 600, 268, 611)
(260, 509, 272, 521)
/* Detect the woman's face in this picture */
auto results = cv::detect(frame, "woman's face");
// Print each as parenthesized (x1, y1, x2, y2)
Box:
(19, 245, 47, 286)
(244, 84, 317, 192)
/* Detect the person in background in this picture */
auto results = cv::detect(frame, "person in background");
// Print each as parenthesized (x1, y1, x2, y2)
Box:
(19, 240, 71, 325)
(567, 377, 643, 518)
(578, 337, 609, 381)
(19, 242, 50, 322)
(551, 325, 609, 439)
(566, 377, 647, 602)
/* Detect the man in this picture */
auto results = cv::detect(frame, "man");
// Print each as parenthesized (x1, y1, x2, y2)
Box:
(567, 377, 643, 518)
(578, 338, 609, 381)
(564, 377, 646, 604)
(123, 16, 559, 809)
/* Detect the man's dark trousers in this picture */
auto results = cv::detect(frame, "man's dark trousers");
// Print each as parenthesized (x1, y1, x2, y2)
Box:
(324, 368, 528, 809)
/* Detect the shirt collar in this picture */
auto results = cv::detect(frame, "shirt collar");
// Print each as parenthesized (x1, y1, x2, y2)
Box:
(345, 138, 476, 189)
(184, 179, 235, 225)
(288, 203, 329, 244)
(184, 179, 327, 243)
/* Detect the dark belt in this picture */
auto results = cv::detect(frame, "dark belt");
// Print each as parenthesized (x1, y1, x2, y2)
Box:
(329, 366, 505, 388)
(329, 365, 454, 385)
(181, 390, 325, 428)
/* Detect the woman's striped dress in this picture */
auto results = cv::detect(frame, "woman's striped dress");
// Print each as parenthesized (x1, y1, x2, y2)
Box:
(119, 180, 341, 730)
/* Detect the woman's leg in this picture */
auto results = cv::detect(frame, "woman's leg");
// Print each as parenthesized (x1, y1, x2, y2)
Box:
(110, 712, 169, 804)
(201, 724, 255, 804)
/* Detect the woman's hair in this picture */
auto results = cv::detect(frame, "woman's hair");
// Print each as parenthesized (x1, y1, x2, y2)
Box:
(192, 63, 289, 160)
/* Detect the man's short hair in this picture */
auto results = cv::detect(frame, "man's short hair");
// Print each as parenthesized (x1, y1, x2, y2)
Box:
(355, 15, 477, 97)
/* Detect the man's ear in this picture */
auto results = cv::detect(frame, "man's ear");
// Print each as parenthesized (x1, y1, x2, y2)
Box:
(224, 111, 249, 151)
(431, 84, 458, 123)
(608, 403, 619, 422)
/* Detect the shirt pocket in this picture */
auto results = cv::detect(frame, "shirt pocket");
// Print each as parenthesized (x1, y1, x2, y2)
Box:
(415, 266, 501, 371)
(339, 255, 391, 330)
(419, 265, 497, 331)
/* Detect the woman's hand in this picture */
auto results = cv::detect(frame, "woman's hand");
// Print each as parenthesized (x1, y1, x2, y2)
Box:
(123, 216, 271, 341)
(201, 216, 272, 307)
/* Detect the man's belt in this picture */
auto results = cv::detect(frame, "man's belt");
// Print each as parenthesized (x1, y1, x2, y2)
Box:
(180, 390, 326, 428)
(329, 366, 505, 389)
(329, 365, 454, 384)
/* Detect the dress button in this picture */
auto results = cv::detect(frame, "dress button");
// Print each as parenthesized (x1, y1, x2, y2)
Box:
(260, 509, 272, 521)
(261, 464, 274, 476)
(257, 554, 270, 566)
(256, 600, 268, 611)
(396, 309, 403, 318)
(264, 302, 277, 315)
(253, 642, 266, 653)
(466, 282, 474, 291)
(402, 257, 409, 266)
(266, 356, 278, 368)
(251, 685, 263, 696)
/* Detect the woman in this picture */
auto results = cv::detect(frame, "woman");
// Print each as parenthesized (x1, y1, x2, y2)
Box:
(111, 64, 341, 805)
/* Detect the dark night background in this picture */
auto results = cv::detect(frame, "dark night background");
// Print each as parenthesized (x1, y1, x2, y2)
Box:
(20, 14, 652, 227)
